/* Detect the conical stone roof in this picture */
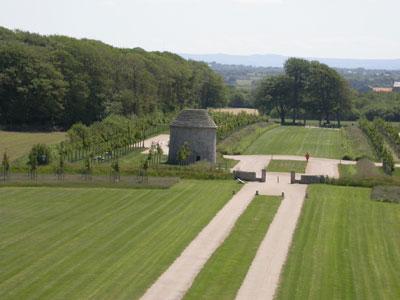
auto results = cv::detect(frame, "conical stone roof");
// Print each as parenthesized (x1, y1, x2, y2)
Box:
(171, 109, 217, 129)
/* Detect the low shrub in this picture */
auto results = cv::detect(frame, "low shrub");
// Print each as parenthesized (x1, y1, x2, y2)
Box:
(355, 155, 370, 161)
(341, 154, 353, 161)
(355, 158, 380, 177)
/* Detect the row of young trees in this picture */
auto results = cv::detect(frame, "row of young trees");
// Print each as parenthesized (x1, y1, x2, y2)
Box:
(211, 111, 267, 140)
(65, 114, 170, 162)
(0, 27, 227, 128)
(373, 119, 400, 159)
(255, 58, 352, 125)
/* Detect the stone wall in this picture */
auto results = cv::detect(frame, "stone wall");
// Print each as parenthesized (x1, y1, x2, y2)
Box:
(233, 170, 266, 182)
(233, 170, 257, 181)
(168, 126, 216, 164)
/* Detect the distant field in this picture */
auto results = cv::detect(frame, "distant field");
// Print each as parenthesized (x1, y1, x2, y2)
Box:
(0, 180, 240, 299)
(245, 126, 346, 159)
(0, 131, 66, 161)
(210, 108, 259, 115)
(185, 195, 280, 300)
(277, 185, 400, 299)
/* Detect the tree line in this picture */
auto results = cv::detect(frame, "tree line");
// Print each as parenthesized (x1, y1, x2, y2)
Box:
(0, 27, 226, 128)
(255, 58, 352, 126)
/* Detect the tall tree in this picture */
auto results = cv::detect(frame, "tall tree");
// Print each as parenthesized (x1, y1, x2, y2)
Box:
(284, 58, 310, 124)
(332, 77, 352, 127)
(255, 75, 294, 125)
(306, 62, 343, 125)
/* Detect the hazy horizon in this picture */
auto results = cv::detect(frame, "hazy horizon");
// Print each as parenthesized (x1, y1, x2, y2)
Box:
(1, 0, 399, 60)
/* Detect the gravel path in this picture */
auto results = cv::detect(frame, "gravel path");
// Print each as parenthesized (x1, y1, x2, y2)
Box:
(140, 184, 258, 300)
(236, 176, 307, 300)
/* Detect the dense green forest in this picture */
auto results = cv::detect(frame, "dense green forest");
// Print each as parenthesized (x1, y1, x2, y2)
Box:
(0, 27, 226, 128)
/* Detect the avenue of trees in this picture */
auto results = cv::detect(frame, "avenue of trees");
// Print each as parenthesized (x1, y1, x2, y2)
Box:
(255, 58, 352, 126)
(0, 27, 226, 128)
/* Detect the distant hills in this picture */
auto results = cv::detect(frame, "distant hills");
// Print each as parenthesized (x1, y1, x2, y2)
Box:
(180, 53, 400, 70)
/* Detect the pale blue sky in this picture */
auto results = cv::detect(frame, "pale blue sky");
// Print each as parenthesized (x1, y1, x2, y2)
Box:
(1, 0, 399, 58)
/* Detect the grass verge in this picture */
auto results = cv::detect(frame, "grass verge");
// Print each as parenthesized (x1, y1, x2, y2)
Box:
(276, 185, 400, 300)
(266, 160, 307, 173)
(184, 195, 281, 300)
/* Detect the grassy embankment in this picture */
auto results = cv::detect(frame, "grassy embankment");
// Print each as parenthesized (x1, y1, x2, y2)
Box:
(0, 130, 66, 162)
(217, 122, 279, 155)
(184, 196, 281, 300)
(0, 180, 241, 299)
(244, 126, 347, 159)
(343, 125, 377, 160)
(266, 160, 307, 173)
(277, 185, 400, 300)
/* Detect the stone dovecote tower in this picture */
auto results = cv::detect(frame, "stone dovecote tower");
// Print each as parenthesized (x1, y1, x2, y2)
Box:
(168, 109, 217, 164)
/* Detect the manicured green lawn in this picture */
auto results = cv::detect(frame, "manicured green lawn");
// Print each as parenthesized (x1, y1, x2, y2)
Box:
(277, 185, 400, 300)
(266, 160, 307, 173)
(0, 180, 241, 299)
(0, 130, 66, 162)
(244, 126, 346, 159)
(184, 195, 281, 300)
(338, 164, 357, 178)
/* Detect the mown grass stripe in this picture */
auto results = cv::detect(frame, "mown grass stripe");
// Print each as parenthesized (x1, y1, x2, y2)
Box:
(12, 188, 185, 299)
(52, 186, 198, 299)
(0, 189, 141, 295)
(276, 185, 400, 300)
(0, 180, 240, 299)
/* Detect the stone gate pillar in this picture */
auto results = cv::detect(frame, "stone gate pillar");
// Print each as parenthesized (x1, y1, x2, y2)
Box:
(261, 169, 267, 182)
(290, 171, 296, 184)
